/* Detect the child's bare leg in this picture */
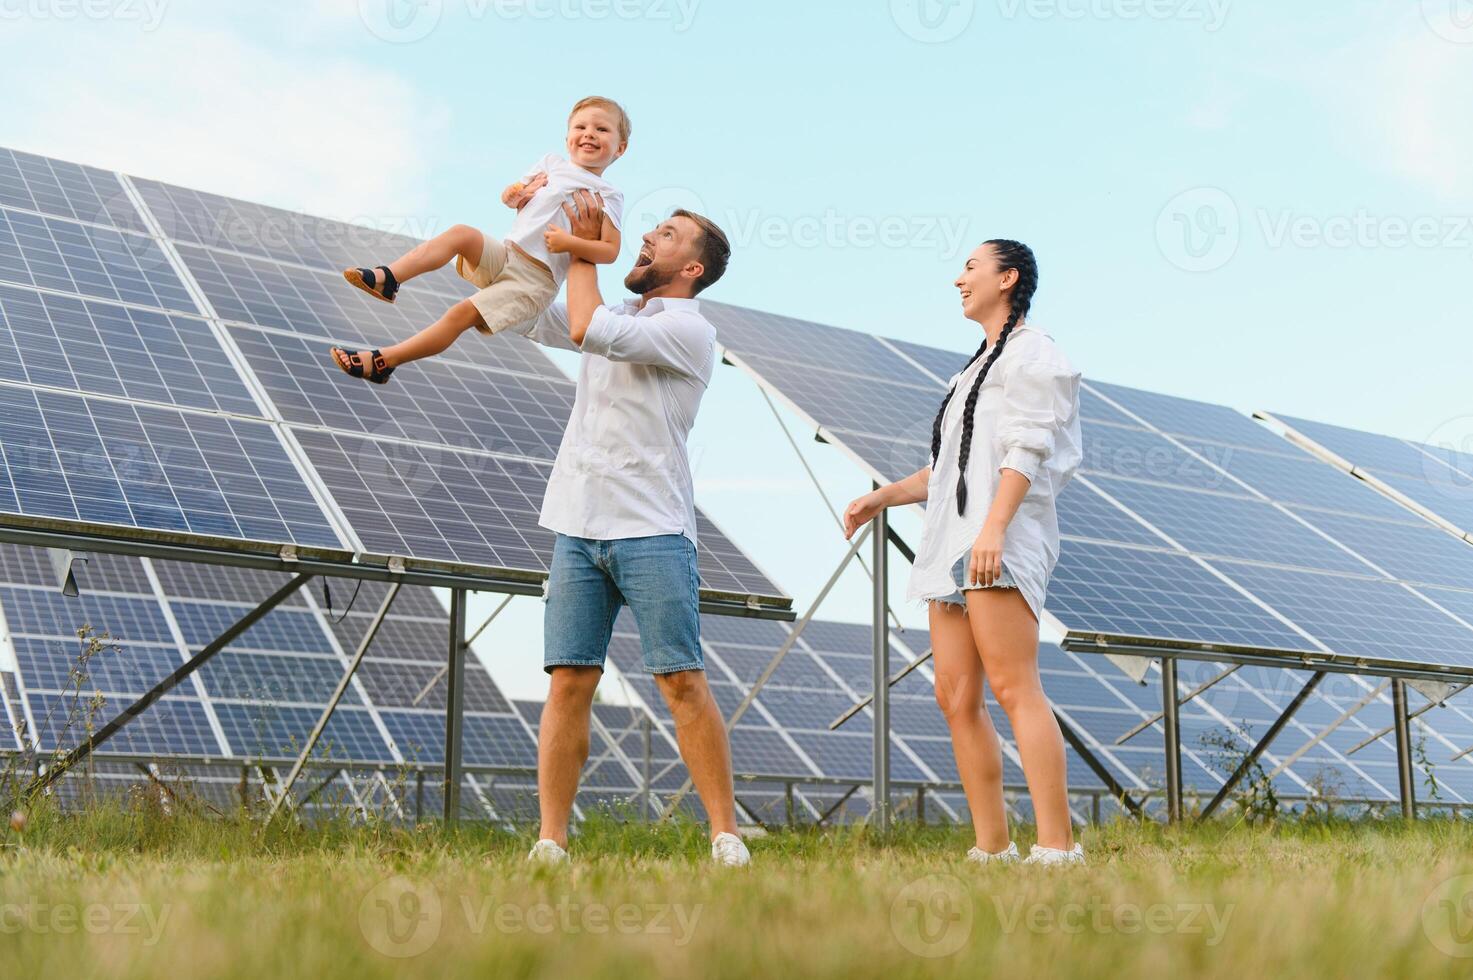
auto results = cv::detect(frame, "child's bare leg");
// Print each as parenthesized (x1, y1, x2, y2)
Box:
(384, 224, 485, 286)
(378, 298, 485, 368)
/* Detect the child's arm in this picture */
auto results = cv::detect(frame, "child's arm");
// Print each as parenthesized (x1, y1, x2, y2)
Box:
(544, 213, 620, 264)
(502, 172, 548, 209)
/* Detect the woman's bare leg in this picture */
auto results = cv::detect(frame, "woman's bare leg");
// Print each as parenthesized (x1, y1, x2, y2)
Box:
(929, 601, 1010, 852)
(965, 587, 1073, 850)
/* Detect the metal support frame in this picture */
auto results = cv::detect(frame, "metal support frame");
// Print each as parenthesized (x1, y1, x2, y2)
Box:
(1116, 665, 1241, 745)
(24, 573, 313, 798)
(817, 785, 861, 825)
(266, 582, 401, 823)
(443, 588, 468, 822)
(830, 647, 932, 730)
(1161, 657, 1183, 823)
(1200, 671, 1325, 820)
(1351, 682, 1466, 756)
(1392, 678, 1416, 819)
(1055, 711, 1143, 818)
(871, 489, 891, 833)
(640, 715, 653, 821)
(1269, 679, 1388, 779)
(656, 524, 874, 818)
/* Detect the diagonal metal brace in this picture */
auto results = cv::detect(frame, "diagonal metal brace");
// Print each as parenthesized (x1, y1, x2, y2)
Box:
(1055, 710, 1143, 818)
(830, 648, 933, 730)
(1199, 671, 1326, 820)
(25, 573, 313, 799)
(267, 581, 400, 823)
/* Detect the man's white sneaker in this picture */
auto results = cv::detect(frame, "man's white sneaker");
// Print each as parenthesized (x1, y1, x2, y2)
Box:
(1022, 842, 1086, 867)
(711, 832, 751, 868)
(527, 839, 569, 865)
(966, 841, 1020, 864)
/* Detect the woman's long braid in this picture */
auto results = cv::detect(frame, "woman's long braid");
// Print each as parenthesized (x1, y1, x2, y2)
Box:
(951, 240, 1038, 516)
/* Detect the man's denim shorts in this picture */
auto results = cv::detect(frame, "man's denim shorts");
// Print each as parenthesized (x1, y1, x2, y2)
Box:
(931, 554, 1020, 609)
(543, 533, 704, 675)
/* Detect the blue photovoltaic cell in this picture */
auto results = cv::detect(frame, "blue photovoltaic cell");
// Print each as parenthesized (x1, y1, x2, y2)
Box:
(0, 283, 260, 415)
(0, 387, 340, 548)
(227, 323, 575, 461)
(171, 603, 336, 654)
(0, 149, 137, 228)
(1059, 480, 1166, 547)
(13, 638, 181, 696)
(1275, 413, 1442, 479)
(705, 300, 936, 386)
(1088, 475, 1373, 576)
(1086, 380, 1290, 455)
(1372, 469, 1473, 533)
(1285, 508, 1473, 590)
(0, 207, 194, 312)
(380, 710, 538, 768)
(131, 176, 468, 295)
(26, 693, 219, 755)
(196, 652, 362, 706)
(882, 337, 971, 383)
(1211, 560, 1473, 670)
(734, 352, 941, 444)
(1081, 421, 1246, 494)
(212, 702, 393, 761)
(1177, 440, 1417, 523)
(0, 587, 173, 643)
(1046, 539, 1309, 651)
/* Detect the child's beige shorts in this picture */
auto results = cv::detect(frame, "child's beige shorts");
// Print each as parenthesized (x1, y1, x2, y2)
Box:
(455, 236, 558, 335)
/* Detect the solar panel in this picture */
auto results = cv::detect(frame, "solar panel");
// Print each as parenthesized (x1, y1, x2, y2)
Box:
(0, 148, 137, 228)
(0, 148, 789, 614)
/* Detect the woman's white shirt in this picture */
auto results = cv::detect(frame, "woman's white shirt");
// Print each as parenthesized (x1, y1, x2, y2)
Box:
(906, 324, 1083, 620)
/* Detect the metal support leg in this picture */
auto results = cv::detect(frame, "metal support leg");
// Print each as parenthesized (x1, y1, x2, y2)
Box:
(1200, 671, 1325, 820)
(1056, 710, 1143, 818)
(786, 782, 795, 826)
(443, 588, 468, 822)
(1392, 678, 1416, 820)
(916, 785, 925, 824)
(641, 715, 652, 822)
(871, 491, 891, 834)
(267, 582, 400, 823)
(415, 770, 425, 823)
(1161, 658, 1183, 824)
(25, 574, 313, 798)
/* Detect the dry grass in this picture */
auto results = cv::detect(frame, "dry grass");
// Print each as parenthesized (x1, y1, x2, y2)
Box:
(3, 795, 1473, 978)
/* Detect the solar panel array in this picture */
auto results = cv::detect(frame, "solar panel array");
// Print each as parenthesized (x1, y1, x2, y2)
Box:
(1266, 412, 1473, 544)
(0, 543, 540, 818)
(0, 147, 788, 612)
(703, 300, 1473, 806)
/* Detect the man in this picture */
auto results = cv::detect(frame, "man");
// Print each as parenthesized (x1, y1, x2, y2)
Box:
(497, 190, 749, 867)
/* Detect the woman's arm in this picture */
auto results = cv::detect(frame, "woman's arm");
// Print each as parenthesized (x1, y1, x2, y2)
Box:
(842, 466, 930, 539)
(966, 469, 1029, 587)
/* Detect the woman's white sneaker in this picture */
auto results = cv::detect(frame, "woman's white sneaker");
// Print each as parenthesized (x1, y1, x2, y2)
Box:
(1022, 842, 1086, 866)
(711, 832, 751, 867)
(966, 841, 1020, 864)
(527, 839, 569, 865)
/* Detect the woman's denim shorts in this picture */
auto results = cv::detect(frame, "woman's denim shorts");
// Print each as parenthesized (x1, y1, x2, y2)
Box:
(931, 554, 1020, 609)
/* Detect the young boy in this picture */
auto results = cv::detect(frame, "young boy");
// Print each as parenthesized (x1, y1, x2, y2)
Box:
(330, 96, 628, 384)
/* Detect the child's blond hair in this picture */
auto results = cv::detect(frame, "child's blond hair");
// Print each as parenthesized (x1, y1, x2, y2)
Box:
(569, 96, 631, 145)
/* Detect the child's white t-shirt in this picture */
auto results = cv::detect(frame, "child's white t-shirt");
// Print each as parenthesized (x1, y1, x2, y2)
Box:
(505, 153, 624, 285)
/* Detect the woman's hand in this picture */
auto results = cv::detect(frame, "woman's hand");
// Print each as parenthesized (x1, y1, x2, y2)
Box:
(842, 491, 887, 540)
(512, 172, 548, 209)
(968, 521, 1007, 587)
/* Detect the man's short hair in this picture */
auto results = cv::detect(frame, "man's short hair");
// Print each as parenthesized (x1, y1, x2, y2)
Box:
(671, 209, 730, 294)
(569, 96, 631, 144)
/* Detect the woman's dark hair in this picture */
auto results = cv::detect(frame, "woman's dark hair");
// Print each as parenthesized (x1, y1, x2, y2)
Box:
(927, 239, 1039, 516)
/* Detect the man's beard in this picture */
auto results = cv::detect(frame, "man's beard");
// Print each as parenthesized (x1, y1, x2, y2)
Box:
(624, 261, 677, 295)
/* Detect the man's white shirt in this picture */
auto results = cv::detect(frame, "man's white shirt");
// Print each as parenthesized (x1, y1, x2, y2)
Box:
(506, 296, 716, 547)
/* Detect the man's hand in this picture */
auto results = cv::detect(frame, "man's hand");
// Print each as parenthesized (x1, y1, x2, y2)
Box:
(561, 189, 606, 242)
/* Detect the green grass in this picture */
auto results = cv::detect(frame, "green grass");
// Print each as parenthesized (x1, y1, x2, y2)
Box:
(4, 794, 1473, 978)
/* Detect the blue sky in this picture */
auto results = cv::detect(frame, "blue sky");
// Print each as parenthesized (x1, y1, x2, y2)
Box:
(3, 1, 1471, 699)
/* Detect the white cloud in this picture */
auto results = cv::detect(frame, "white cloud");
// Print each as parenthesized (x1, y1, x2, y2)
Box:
(5, 22, 447, 223)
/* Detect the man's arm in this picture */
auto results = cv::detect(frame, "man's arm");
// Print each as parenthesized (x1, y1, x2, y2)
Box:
(559, 190, 609, 346)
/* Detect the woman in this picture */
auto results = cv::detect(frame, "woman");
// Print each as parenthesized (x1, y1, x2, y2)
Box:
(843, 240, 1084, 865)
